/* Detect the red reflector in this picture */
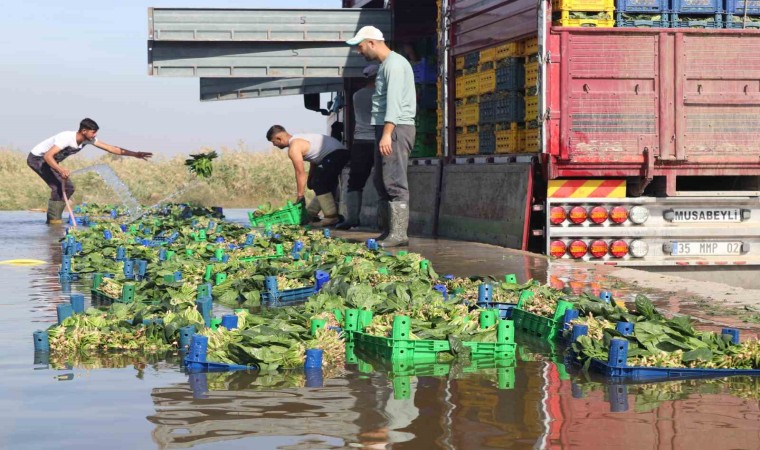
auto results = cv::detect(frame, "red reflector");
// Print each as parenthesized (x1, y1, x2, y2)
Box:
(568, 206, 588, 224)
(549, 240, 567, 258)
(568, 240, 588, 259)
(609, 240, 629, 258)
(589, 240, 609, 258)
(589, 206, 608, 224)
(609, 206, 628, 224)
(549, 207, 567, 225)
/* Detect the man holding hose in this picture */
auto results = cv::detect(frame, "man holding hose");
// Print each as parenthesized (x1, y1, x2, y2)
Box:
(27, 118, 152, 224)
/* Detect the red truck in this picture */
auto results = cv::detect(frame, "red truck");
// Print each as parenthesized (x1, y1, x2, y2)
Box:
(148, 0, 760, 266)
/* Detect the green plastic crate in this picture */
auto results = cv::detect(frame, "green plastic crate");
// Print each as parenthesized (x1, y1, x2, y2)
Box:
(248, 201, 303, 227)
(512, 291, 573, 341)
(348, 313, 516, 363)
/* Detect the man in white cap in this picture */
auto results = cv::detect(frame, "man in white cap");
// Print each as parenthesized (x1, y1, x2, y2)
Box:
(346, 26, 416, 248)
(336, 64, 379, 230)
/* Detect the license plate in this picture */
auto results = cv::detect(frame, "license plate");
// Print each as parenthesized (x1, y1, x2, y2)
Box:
(671, 241, 743, 256)
(671, 208, 741, 223)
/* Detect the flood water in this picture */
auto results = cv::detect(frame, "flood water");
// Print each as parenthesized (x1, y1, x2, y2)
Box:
(2, 210, 759, 450)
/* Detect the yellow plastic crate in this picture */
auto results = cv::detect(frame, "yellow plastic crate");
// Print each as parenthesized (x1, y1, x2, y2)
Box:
(495, 41, 524, 60)
(551, 0, 614, 11)
(524, 95, 539, 122)
(523, 36, 539, 56)
(524, 128, 540, 153)
(553, 11, 614, 27)
(455, 76, 465, 99)
(463, 74, 479, 97)
(464, 133, 479, 155)
(525, 61, 539, 89)
(456, 56, 465, 71)
(463, 103, 479, 126)
(478, 69, 496, 95)
(480, 47, 498, 63)
(437, 109, 444, 129)
(495, 129, 518, 154)
(517, 129, 526, 151)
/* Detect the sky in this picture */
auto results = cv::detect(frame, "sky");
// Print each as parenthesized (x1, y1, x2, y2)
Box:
(0, 0, 343, 156)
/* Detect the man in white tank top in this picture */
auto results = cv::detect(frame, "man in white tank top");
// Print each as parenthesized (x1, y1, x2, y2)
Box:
(267, 125, 350, 227)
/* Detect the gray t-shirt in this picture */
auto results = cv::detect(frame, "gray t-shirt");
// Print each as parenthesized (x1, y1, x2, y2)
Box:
(353, 86, 375, 141)
(371, 51, 416, 126)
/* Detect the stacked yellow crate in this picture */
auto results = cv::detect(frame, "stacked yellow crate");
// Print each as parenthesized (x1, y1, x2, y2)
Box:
(551, 0, 615, 27)
(520, 35, 540, 154)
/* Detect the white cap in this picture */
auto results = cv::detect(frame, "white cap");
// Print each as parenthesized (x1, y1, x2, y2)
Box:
(346, 26, 384, 45)
(363, 64, 379, 77)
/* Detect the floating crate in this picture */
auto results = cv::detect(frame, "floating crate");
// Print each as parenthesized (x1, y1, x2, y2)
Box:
(412, 58, 437, 85)
(350, 315, 516, 363)
(552, 0, 614, 11)
(524, 60, 539, 89)
(616, 11, 670, 26)
(524, 127, 541, 152)
(495, 123, 521, 154)
(671, 12, 723, 27)
(495, 92, 525, 123)
(479, 94, 496, 125)
(616, 0, 668, 13)
(553, 10, 616, 26)
(726, 0, 760, 14)
(672, 0, 722, 14)
(455, 56, 465, 70)
(512, 293, 574, 341)
(479, 128, 496, 154)
(464, 51, 480, 69)
(248, 201, 303, 227)
(724, 14, 760, 28)
(524, 95, 539, 122)
(495, 41, 524, 60)
(496, 58, 525, 92)
(479, 47, 498, 63)
(523, 36, 539, 55)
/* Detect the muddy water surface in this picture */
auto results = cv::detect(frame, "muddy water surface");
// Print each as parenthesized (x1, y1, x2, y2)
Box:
(1, 211, 758, 450)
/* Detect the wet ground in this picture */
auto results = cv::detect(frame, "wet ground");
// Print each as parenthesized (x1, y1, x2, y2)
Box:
(2, 210, 760, 449)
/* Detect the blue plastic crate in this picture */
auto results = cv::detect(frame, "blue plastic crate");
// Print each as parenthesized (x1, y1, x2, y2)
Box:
(479, 95, 496, 125)
(616, 11, 671, 26)
(495, 58, 525, 92)
(479, 130, 496, 154)
(495, 93, 525, 123)
(261, 285, 318, 305)
(671, 12, 723, 26)
(616, 0, 668, 12)
(726, 0, 760, 14)
(724, 13, 760, 27)
(184, 335, 256, 373)
(417, 84, 437, 109)
(589, 357, 760, 381)
(464, 52, 480, 70)
(412, 58, 437, 85)
(477, 302, 518, 319)
(672, 0, 722, 14)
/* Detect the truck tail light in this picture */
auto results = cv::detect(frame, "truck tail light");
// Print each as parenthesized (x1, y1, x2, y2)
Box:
(589, 206, 609, 224)
(568, 240, 588, 259)
(550, 240, 567, 257)
(629, 206, 649, 224)
(568, 206, 588, 224)
(609, 206, 629, 224)
(589, 240, 609, 258)
(609, 240, 629, 258)
(549, 207, 567, 225)
(629, 240, 648, 258)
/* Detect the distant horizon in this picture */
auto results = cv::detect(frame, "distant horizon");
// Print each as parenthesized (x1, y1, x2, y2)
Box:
(0, 0, 343, 157)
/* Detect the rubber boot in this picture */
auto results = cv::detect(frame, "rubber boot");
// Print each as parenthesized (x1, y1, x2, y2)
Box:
(300, 197, 321, 225)
(380, 201, 409, 248)
(335, 191, 362, 230)
(376, 200, 390, 241)
(313, 193, 340, 227)
(46, 200, 66, 224)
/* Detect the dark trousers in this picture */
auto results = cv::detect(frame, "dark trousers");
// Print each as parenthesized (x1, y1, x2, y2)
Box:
(373, 125, 415, 202)
(347, 140, 375, 192)
(307, 149, 350, 196)
(27, 154, 74, 201)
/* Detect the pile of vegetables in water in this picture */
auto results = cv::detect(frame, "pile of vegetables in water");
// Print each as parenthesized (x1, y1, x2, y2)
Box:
(51, 202, 760, 377)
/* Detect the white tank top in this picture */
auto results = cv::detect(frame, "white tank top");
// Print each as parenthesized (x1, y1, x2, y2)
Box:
(290, 133, 346, 164)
